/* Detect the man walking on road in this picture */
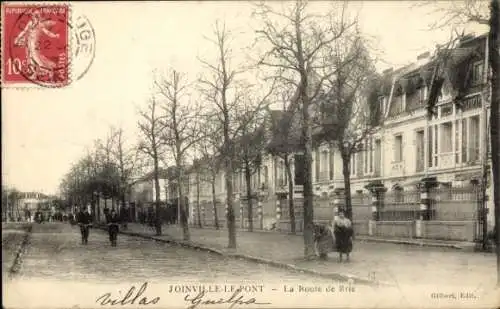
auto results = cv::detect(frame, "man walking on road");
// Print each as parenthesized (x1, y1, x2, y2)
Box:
(76, 206, 92, 245)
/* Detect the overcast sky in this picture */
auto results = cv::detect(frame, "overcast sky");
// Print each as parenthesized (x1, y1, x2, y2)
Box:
(2, 1, 488, 195)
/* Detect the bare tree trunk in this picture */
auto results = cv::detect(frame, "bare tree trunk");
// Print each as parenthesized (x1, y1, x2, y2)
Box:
(226, 162, 236, 248)
(488, 0, 500, 287)
(212, 177, 219, 229)
(196, 172, 202, 228)
(285, 154, 296, 234)
(95, 194, 98, 222)
(300, 90, 315, 258)
(245, 161, 254, 232)
(153, 155, 162, 236)
(178, 167, 190, 241)
(341, 152, 353, 220)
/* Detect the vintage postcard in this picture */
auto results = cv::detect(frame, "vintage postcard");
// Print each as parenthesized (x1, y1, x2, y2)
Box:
(2, 1, 499, 309)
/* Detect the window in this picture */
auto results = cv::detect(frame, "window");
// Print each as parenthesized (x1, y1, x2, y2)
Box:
(369, 138, 373, 173)
(262, 166, 268, 188)
(374, 139, 381, 175)
(394, 135, 403, 162)
(440, 122, 453, 153)
(329, 146, 335, 180)
(389, 95, 404, 116)
(363, 141, 370, 174)
(428, 125, 438, 168)
(315, 150, 320, 182)
(434, 125, 438, 166)
(472, 61, 483, 85)
(469, 116, 480, 162)
(364, 138, 374, 174)
(350, 153, 356, 176)
(279, 160, 287, 186)
(461, 119, 468, 163)
(416, 130, 425, 172)
(274, 157, 278, 187)
(294, 154, 305, 185)
(321, 150, 328, 180)
(419, 87, 426, 103)
(455, 120, 460, 164)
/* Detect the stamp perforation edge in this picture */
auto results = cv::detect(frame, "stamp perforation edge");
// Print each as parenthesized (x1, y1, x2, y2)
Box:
(1, 1, 73, 90)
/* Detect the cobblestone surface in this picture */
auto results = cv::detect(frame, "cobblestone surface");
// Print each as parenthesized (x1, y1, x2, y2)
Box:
(15, 223, 340, 284)
(126, 223, 496, 287)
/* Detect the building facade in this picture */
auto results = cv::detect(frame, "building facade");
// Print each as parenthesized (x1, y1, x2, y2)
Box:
(176, 33, 493, 236)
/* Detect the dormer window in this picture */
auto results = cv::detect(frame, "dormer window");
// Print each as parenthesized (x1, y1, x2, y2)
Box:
(471, 61, 483, 85)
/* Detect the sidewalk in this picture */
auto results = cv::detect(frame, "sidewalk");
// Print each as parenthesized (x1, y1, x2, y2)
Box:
(186, 224, 477, 250)
(121, 223, 495, 287)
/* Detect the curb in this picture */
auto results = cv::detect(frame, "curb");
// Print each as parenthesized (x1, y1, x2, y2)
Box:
(103, 226, 392, 287)
(354, 236, 471, 250)
(188, 225, 473, 251)
(9, 224, 33, 278)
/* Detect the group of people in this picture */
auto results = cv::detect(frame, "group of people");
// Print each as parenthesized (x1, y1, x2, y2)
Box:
(314, 209, 353, 262)
(74, 206, 121, 246)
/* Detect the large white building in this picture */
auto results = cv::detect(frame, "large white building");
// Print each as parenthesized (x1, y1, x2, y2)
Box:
(180, 33, 494, 237)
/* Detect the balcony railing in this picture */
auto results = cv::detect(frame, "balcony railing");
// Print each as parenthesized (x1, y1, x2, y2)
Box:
(438, 152, 455, 169)
(391, 161, 405, 176)
(316, 171, 329, 182)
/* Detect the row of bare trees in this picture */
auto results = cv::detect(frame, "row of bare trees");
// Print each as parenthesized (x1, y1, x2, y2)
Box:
(59, 127, 143, 221)
(61, 1, 458, 259)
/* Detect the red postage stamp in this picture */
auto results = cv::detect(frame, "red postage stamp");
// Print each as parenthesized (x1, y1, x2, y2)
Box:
(2, 4, 70, 87)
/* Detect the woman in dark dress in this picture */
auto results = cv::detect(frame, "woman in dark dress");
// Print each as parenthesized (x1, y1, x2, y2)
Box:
(333, 210, 353, 262)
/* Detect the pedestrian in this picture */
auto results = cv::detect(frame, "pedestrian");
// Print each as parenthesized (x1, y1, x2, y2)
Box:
(76, 206, 92, 245)
(107, 209, 120, 247)
(333, 209, 353, 262)
(313, 223, 334, 260)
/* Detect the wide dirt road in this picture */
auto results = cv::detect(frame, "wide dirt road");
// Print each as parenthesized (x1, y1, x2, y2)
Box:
(13, 222, 338, 284)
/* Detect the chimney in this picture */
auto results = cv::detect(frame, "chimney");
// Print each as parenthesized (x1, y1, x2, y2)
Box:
(417, 51, 430, 60)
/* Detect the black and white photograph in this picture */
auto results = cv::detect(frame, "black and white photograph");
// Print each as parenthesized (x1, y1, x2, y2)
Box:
(2, 1, 499, 308)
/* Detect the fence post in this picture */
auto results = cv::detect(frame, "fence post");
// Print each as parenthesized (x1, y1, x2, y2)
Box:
(258, 200, 263, 230)
(275, 199, 281, 231)
(365, 182, 386, 237)
(240, 201, 244, 229)
(333, 188, 344, 215)
(201, 204, 205, 226)
(225, 203, 228, 228)
(415, 186, 427, 238)
(369, 194, 377, 236)
(416, 178, 437, 238)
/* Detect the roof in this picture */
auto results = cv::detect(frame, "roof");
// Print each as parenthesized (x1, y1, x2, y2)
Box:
(139, 168, 169, 182)
(384, 33, 487, 118)
(266, 109, 303, 154)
